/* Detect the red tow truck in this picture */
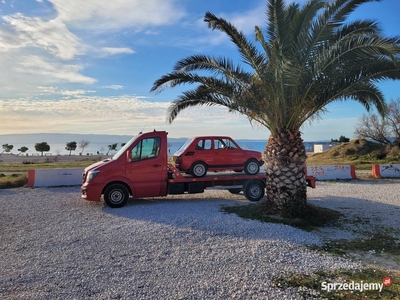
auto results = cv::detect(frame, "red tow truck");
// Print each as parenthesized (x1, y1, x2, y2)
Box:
(81, 130, 315, 208)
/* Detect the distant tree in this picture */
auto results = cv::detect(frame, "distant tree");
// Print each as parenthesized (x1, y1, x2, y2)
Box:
(331, 135, 350, 143)
(65, 141, 77, 156)
(0, 144, 14, 155)
(106, 143, 118, 155)
(79, 140, 90, 155)
(17, 146, 29, 156)
(355, 99, 400, 146)
(35, 142, 50, 156)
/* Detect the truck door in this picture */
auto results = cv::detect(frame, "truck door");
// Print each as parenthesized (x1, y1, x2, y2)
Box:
(126, 137, 166, 198)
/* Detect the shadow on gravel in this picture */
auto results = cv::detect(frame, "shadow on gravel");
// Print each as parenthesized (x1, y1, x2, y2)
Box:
(308, 195, 400, 232)
(101, 193, 322, 245)
(0, 189, 20, 196)
(309, 196, 400, 270)
(101, 187, 400, 246)
(308, 196, 396, 236)
(307, 191, 400, 271)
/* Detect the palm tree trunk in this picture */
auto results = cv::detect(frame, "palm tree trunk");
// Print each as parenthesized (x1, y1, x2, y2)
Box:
(263, 129, 307, 217)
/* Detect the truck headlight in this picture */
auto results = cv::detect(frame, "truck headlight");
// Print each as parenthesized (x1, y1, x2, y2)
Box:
(86, 170, 100, 183)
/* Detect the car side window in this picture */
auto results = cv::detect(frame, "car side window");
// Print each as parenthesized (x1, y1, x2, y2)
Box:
(215, 138, 238, 150)
(131, 137, 161, 161)
(195, 139, 212, 150)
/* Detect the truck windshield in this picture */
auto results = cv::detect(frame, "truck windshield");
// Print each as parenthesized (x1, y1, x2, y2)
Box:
(112, 136, 137, 160)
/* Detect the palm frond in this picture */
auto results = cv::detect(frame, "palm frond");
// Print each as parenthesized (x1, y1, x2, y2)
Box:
(204, 12, 266, 76)
(172, 55, 253, 83)
(150, 0, 400, 135)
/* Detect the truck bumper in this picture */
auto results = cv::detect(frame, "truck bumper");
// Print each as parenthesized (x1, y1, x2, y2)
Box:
(81, 182, 103, 202)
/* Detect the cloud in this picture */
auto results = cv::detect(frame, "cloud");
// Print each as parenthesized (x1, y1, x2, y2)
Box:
(0, 52, 96, 98)
(0, 95, 169, 133)
(2, 89, 347, 140)
(1, 0, 182, 60)
(7, 54, 95, 91)
(36, 86, 96, 96)
(0, 95, 259, 137)
(102, 85, 124, 90)
(0, 96, 166, 133)
(16, 55, 96, 84)
(2, 13, 82, 60)
(100, 47, 135, 56)
(0, 0, 188, 98)
(49, 0, 186, 31)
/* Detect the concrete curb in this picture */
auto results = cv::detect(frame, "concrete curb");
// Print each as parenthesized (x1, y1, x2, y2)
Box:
(371, 164, 400, 178)
(306, 165, 356, 180)
(27, 168, 84, 187)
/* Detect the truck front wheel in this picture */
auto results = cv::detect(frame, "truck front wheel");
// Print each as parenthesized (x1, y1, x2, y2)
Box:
(104, 184, 129, 208)
(243, 180, 265, 202)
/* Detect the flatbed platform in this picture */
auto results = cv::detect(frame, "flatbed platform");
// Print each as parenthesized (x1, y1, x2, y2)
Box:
(167, 164, 316, 188)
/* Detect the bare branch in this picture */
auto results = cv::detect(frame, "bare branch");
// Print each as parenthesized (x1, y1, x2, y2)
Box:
(354, 98, 400, 145)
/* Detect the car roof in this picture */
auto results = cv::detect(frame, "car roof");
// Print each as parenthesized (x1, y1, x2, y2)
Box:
(190, 136, 234, 139)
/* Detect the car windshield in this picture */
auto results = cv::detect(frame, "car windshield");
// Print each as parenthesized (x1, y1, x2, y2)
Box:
(112, 136, 137, 160)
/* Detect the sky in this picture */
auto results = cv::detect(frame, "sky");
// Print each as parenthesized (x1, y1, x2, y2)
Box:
(0, 0, 399, 141)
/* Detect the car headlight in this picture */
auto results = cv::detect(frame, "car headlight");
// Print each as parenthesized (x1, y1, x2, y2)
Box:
(86, 170, 100, 183)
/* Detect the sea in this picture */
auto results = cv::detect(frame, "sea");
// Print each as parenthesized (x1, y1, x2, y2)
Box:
(0, 133, 316, 157)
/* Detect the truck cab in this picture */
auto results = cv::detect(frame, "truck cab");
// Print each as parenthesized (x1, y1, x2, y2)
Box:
(82, 131, 169, 207)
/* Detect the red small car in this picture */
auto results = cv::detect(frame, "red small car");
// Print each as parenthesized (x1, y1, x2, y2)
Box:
(173, 136, 263, 177)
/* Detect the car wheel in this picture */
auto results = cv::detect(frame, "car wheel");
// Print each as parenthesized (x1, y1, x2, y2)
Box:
(243, 180, 265, 202)
(190, 161, 207, 178)
(244, 159, 260, 175)
(104, 184, 129, 208)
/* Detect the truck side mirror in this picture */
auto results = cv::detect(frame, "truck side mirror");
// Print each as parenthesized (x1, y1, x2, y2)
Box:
(127, 150, 132, 162)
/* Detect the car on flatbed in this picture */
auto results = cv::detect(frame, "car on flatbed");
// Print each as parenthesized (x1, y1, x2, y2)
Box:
(173, 136, 264, 177)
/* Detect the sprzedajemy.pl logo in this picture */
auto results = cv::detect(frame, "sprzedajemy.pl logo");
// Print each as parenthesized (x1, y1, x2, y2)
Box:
(321, 277, 392, 293)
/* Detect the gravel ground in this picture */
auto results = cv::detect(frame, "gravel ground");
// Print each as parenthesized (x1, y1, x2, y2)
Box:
(1, 180, 399, 299)
(308, 179, 400, 232)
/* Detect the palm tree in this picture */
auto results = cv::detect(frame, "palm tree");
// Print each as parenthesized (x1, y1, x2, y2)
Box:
(151, 0, 400, 217)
